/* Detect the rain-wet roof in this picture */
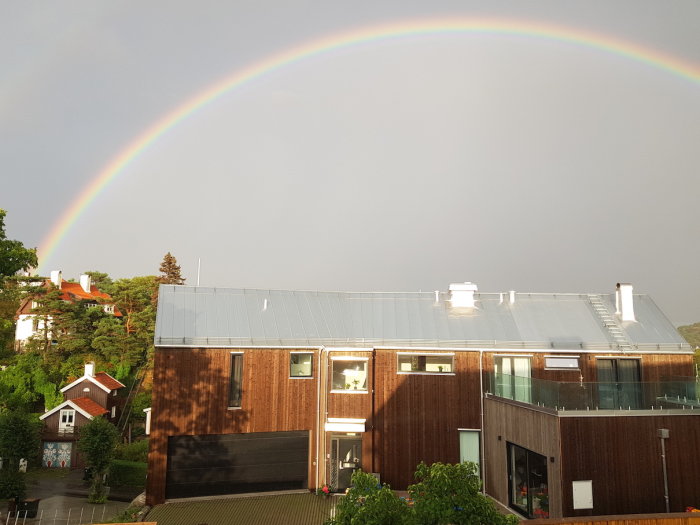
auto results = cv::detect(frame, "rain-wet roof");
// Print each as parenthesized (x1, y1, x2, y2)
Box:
(154, 285, 691, 353)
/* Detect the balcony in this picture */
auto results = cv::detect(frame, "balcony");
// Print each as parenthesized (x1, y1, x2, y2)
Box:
(487, 373, 700, 412)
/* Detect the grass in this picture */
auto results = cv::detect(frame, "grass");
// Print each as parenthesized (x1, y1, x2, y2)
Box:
(24, 467, 71, 483)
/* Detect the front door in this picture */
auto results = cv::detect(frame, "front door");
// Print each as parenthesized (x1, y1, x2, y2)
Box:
(330, 436, 362, 490)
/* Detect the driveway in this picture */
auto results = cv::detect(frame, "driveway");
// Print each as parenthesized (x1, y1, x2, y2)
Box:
(1, 468, 131, 524)
(146, 493, 336, 525)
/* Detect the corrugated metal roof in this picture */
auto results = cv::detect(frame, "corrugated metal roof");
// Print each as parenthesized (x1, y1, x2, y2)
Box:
(154, 286, 691, 353)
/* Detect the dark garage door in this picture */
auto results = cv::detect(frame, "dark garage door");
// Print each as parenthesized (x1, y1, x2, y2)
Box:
(166, 431, 309, 499)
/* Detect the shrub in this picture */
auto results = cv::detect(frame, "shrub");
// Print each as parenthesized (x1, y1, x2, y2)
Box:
(114, 439, 149, 463)
(108, 460, 147, 488)
(0, 469, 26, 500)
(325, 470, 411, 525)
(409, 462, 519, 525)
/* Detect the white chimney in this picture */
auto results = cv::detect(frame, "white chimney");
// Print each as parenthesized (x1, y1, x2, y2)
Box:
(449, 282, 478, 308)
(509, 290, 516, 304)
(616, 283, 636, 322)
(80, 274, 92, 293)
(50, 270, 62, 288)
(85, 361, 95, 377)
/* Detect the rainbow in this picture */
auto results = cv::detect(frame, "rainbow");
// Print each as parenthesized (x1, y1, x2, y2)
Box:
(37, 17, 700, 272)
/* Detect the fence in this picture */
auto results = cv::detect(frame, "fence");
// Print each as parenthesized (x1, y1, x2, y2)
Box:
(2, 506, 111, 525)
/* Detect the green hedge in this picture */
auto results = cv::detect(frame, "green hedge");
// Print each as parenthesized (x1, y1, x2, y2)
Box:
(114, 439, 149, 463)
(108, 460, 146, 488)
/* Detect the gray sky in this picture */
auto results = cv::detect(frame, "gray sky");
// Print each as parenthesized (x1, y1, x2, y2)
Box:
(2, 1, 699, 325)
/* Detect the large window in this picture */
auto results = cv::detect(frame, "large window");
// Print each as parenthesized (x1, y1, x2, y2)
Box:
(290, 352, 313, 378)
(228, 353, 243, 408)
(597, 358, 641, 409)
(331, 358, 368, 392)
(494, 356, 531, 403)
(397, 354, 453, 374)
(508, 443, 549, 518)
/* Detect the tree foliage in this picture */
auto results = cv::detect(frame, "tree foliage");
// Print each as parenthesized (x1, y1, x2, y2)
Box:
(157, 252, 185, 285)
(0, 410, 41, 468)
(0, 209, 38, 280)
(78, 416, 120, 503)
(326, 463, 518, 525)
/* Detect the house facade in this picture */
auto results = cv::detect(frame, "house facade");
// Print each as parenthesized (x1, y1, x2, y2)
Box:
(146, 283, 699, 516)
(39, 362, 125, 468)
(15, 270, 120, 351)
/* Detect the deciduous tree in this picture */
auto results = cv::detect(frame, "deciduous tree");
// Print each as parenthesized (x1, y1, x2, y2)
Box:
(78, 416, 119, 503)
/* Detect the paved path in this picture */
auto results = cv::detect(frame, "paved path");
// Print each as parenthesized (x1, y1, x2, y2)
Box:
(146, 493, 336, 525)
(1, 469, 131, 525)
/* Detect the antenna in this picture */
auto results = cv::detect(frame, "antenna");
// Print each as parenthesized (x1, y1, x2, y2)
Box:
(197, 258, 201, 286)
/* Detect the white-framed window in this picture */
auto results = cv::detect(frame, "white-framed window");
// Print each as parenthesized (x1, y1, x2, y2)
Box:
(544, 356, 580, 370)
(290, 352, 313, 378)
(331, 357, 368, 392)
(111, 405, 116, 418)
(59, 409, 75, 433)
(397, 353, 454, 374)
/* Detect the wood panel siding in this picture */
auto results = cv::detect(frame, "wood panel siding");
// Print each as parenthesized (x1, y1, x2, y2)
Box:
(559, 414, 700, 516)
(529, 514, 700, 525)
(147, 348, 320, 505)
(372, 350, 482, 490)
(64, 381, 109, 407)
(483, 397, 562, 518)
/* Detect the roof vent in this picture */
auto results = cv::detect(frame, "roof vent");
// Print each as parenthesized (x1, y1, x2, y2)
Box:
(509, 290, 516, 304)
(449, 282, 478, 308)
(615, 283, 636, 322)
(50, 270, 62, 289)
(80, 274, 92, 294)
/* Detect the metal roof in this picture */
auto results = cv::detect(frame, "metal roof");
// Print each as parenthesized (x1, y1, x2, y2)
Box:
(154, 286, 691, 353)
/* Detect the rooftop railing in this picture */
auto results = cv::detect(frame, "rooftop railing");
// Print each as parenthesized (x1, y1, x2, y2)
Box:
(487, 372, 700, 411)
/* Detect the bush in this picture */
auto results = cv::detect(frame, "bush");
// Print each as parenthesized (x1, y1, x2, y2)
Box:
(108, 460, 147, 488)
(326, 463, 519, 525)
(114, 439, 149, 463)
(0, 469, 26, 500)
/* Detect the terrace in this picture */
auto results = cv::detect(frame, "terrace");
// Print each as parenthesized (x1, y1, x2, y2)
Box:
(487, 373, 700, 412)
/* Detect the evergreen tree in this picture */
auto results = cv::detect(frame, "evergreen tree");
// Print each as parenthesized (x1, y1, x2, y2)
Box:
(157, 252, 185, 285)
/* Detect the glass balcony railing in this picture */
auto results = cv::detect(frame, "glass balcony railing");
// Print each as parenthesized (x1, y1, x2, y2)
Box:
(488, 373, 700, 411)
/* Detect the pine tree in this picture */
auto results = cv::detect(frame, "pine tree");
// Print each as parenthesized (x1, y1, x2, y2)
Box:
(157, 252, 185, 285)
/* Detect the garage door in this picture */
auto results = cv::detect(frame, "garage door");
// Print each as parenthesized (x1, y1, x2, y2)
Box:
(166, 431, 309, 499)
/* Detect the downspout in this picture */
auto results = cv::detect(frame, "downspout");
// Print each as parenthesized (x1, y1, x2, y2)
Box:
(479, 349, 486, 494)
(315, 346, 326, 489)
(371, 348, 376, 474)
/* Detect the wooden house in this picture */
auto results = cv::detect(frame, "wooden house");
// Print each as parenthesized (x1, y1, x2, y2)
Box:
(39, 362, 125, 468)
(146, 282, 699, 517)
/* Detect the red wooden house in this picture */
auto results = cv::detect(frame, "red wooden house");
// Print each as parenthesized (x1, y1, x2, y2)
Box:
(39, 362, 125, 468)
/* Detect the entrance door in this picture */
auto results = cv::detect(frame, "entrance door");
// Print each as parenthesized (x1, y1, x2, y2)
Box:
(597, 358, 641, 409)
(459, 430, 481, 475)
(330, 436, 362, 490)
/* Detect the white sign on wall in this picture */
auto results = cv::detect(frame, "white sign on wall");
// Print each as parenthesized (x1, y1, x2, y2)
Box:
(572, 480, 593, 509)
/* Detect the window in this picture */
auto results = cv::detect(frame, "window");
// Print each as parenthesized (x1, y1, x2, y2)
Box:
(111, 405, 116, 418)
(544, 356, 579, 370)
(290, 352, 313, 378)
(331, 358, 368, 392)
(228, 353, 243, 408)
(494, 356, 531, 403)
(397, 354, 453, 374)
(508, 443, 549, 518)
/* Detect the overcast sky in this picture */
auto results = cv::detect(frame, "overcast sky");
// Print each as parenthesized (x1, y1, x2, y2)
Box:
(1, 1, 699, 325)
